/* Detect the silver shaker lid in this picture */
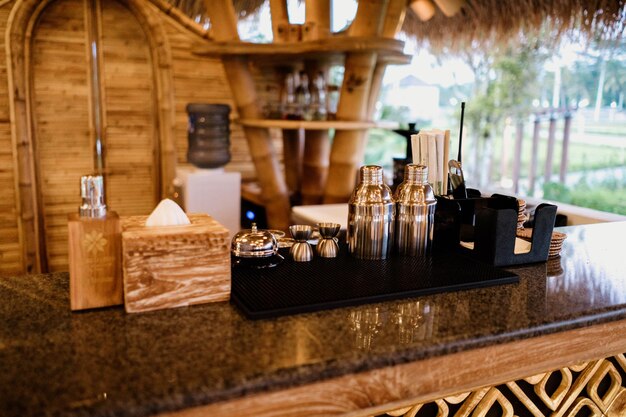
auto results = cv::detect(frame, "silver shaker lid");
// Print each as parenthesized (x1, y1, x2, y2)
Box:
(404, 164, 429, 184)
(360, 165, 384, 185)
(79, 175, 107, 218)
(395, 164, 435, 205)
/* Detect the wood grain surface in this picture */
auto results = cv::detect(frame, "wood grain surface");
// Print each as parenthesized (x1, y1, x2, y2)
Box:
(68, 212, 123, 310)
(156, 318, 626, 417)
(121, 213, 230, 313)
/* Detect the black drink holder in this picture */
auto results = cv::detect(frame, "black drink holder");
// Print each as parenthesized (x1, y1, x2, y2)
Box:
(434, 190, 558, 267)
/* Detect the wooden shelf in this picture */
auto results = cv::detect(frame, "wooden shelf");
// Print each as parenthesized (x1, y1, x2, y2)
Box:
(193, 36, 411, 66)
(236, 119, 399, 130)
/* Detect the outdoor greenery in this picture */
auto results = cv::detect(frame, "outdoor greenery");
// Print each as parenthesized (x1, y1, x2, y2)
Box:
(372, 33, 625, 216)
(543, 177, 626, 215)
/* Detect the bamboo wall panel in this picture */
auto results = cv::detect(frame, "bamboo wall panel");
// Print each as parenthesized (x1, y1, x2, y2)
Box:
(101, 0, 158, 215)
(31, 0, 92, 272)
(4, 0, 284, 274)
(0, 2, 21, 275)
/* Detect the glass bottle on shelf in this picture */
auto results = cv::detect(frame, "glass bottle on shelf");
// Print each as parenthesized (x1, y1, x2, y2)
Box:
(281, 72, 297, 120)
(295, 71, 311, 120)
(310, 71, 327, 121)
(327, 84, 339, 120)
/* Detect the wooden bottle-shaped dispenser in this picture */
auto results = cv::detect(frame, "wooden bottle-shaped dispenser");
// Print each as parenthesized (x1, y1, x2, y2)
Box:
(68, 175, 122, 310)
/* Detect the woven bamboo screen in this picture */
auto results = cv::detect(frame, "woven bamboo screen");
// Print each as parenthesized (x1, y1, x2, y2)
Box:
(2, 0, 280, 274)
(31, 0, 94, 272)
(101, 0, 159, 215)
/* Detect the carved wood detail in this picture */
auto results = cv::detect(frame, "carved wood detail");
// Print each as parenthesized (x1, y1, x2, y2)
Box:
(383, 354, 626, 417)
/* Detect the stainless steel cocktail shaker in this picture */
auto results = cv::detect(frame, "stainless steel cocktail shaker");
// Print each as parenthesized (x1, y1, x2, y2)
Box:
(394, 164, 436, 256)
(347, 165, 395, 260)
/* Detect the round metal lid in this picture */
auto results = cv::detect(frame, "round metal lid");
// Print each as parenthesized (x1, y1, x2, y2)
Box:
(231, 223, 277, 258)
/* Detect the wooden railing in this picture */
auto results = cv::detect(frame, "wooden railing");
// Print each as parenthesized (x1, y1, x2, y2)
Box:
(510, 107, 575, 195)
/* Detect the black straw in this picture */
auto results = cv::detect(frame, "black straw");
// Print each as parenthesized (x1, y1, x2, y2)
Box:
(458, 102, 465, 163)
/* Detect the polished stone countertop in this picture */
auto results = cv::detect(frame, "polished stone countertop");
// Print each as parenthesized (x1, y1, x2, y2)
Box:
(1, 222, 625, 417)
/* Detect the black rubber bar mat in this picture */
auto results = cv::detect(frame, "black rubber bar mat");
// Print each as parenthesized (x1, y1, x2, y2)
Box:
(231, 247, 518, 319)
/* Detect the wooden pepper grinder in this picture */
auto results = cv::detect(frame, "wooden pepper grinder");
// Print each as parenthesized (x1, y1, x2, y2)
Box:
(68, 175, 123, 310)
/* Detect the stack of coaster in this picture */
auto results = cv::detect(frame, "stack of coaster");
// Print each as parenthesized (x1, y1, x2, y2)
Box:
(515, 229, 567, 259)
(517, 199, 527, 229)
(546, 257, 564, 276)
(549, 231, 567, 258)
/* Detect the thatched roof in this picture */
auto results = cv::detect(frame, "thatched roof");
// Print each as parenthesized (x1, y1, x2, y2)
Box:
(165, 0, 625, 48)
(403, 0, 626, 50)
(165, 0, 264, 23)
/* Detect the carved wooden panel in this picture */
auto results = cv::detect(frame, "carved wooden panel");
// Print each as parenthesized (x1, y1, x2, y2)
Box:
(383, 354, 626, 417)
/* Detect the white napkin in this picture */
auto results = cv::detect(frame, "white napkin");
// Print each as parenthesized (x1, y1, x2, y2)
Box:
(145, 199, 191, 227)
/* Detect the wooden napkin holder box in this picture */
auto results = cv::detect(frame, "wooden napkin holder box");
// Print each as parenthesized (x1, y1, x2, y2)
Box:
(121, 214, 230, 313)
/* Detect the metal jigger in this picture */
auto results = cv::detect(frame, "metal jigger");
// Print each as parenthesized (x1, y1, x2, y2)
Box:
(316, 222, 340, 258)
(289, 225, 314, 262)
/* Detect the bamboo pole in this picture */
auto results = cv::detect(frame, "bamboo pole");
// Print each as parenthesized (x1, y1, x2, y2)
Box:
(270, 0, 302, 199)
(303, 0, 330, 40)
(282, 128, 303, 197)
(7, 0, 55, 273)
(147, 0, 212, 40)
(323, 0, 390, 203)
(300, 0, 331, 205)
(301, 129, 330, 205)
(268, 0, 289, 43)
(204, 0, 290, 230)
(366, 0, 407, 118)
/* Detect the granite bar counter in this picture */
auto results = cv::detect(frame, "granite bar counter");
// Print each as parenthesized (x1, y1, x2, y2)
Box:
(1, 222, 626, 417)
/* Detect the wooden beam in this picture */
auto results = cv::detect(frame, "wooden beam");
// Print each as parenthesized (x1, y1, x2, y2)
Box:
(512, 121, 524, 194)
(367, 0, 407, 118)
(303, 0, 330, 40)
(6, 0, 59, 273)
(559, 111, 572, 184)
(301, 129, 330, 205)
(268, 0, 289, 43)
(323, 0, 390, 203)
(282, 129, 303, 198)
(204, 0, 290, 230)
(528, 116, 541, 195)
(300, 2, 331, 205)
(544, 114, 557, 184)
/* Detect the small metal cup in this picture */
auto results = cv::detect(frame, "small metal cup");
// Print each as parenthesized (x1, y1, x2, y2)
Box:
(317, 222, 340, 258)
(289, 225, 314, 262)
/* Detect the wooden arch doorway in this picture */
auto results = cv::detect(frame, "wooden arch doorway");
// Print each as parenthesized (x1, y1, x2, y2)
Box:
(8, 0, 176, 272)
